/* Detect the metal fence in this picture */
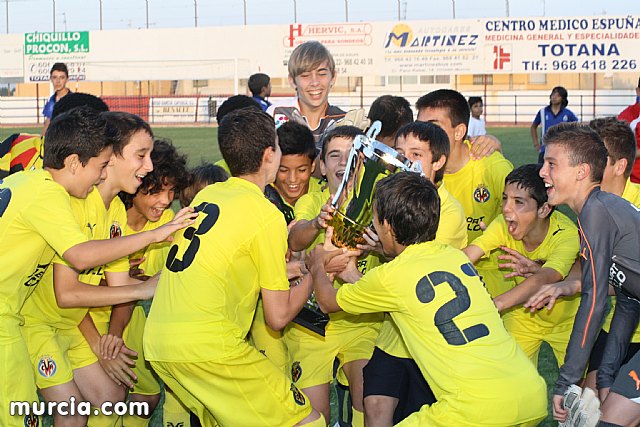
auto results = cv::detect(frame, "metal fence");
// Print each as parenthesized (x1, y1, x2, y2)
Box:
(0, 91, 636, 127)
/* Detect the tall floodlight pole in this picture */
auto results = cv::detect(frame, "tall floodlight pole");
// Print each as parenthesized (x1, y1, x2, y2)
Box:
(145, 0, 149, 28)
(98, 0, 103, 29)
(451, 0, 456, 19)
(194, 0, 198, 26)
(242, 0, 246, 25)
(5, 0, 9, 34)
(52, 0, 56, 31)
(293, 0, 297, 22)
(344, 0, 348, 22)
(542, 0, 545, 16)
(396, 0, 400, 20)
(505, 0, 510, 16)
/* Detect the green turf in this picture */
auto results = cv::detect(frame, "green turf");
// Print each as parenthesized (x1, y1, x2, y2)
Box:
(2, 125, 562, 426)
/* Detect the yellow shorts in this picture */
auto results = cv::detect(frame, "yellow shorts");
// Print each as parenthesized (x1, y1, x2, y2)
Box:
(249, 298, 289, 376)
(150, 342, 312, 427)
(23, 323, 97, 389)
(123, 305, 161, 396)
(502, 304, 576, 368)
(284, 321, 379, 389)
(1, 332, 40, 427)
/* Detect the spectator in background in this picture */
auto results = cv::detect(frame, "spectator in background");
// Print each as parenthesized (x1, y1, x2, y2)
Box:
(367, 95, 413, 147)
(617, 84, 640, 183)
(41, 63, 71, 136)
(248, 73, 273, 111)
(467, 96, 486, 137)
(530, 86, 579, 163)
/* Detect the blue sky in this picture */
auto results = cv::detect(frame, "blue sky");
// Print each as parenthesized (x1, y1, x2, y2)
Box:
(2, 0, 639, 34)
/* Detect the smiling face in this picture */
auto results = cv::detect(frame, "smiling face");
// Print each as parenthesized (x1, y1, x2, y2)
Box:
(274, 154, 315, 206)
(320, 136, 353, 194)
(132, 181, 175, 223)
(501, 182, 544, 241)
(110, 130, 154, 194)
(539, 143, 579, 207)
(395, 134, 443, 183)
(289, 60, 336, 114)
(72, 147, 113, 199)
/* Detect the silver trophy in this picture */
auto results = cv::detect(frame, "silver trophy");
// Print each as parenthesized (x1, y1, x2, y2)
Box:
(293, 121, 423, 335)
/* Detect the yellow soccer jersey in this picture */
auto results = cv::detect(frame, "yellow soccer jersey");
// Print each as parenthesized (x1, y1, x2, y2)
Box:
(0, 169, 87, 340)
(124, 208, 174, 276)
(336, 242, 547, 425)
(603, 180, 640, 340)
(443, 148, 513, 293)
(89, 196, 131, 326)
(0, 133, 44, 174)
(471, 211, 580, 325)
(144, 177, 290, 362)
(376, 182, 468, 358)
(293, 187, 331, 251)
(21, 187, 111, 330)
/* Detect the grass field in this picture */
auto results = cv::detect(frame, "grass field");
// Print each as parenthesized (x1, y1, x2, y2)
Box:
(2, 125, 562, 426)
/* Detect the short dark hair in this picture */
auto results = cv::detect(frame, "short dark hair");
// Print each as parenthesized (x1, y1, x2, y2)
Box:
(43, 107, 114, 169)
(216, 95, 261, 123)
(589, 117, 637, 179)
(218, 108, 276, 176)
(50, 62, 68, 76)
(248, 73, 271, 97)
(52, 92, 109, 119)
(395, 121, 450, 183)
(505, 164, 548, 209)
(179, 163, 229, 207)
(119, 139, 190, 209)
(468, 96, 483, 108)
(543, 122, 607, 183)
(320, 125, 364, 161)
(368, 95, 413, 139)
(416, 89, 470, 129)
(101, 111, 153, 157)
(551, 86, 569, 109)
(277, 121, 316, 160)
(374, 172, 440, 245)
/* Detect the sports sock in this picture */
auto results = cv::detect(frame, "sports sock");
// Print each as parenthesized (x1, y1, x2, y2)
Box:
(351, 408, 364, 427)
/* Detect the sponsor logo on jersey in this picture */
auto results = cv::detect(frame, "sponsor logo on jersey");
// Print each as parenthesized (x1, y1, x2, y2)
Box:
(24, 414, 39, 427)
(291, 361, 302, 383)
(629, 370, 640, 391)
(473, 184, 490, 203)
(38, 355, 57, 378)
(290, 383, 305, 406)
(110, 222, 122, 239)
(24, 263, 50, 287)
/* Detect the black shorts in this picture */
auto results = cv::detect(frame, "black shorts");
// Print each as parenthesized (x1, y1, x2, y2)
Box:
(588, 329, 640, 373)
(611, 349, 640, 403)
(363, 347, 436, 424)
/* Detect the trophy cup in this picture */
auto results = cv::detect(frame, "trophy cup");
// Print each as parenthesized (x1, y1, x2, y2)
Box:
(292, 121, 423, 335)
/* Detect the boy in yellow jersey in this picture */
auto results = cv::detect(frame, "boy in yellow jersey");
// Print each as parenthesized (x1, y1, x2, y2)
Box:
(1, 108, 190, 427)
(144, 108, 323, 427)
(361, 121, 467, 427)
(287, 125, 381, 426)
(583, 118, 640, 394)
(463, 164, 580, 370)
(310, 172, 547, 427)
(251, 121, 321, 377)
(21, 112, 195, 427)
(113, 139, 190, 427)
(416, 89, 513, 298)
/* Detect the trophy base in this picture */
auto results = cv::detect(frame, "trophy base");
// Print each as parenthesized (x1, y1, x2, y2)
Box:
(292, 306, 329, 337)
(329, 212, 368, 250)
